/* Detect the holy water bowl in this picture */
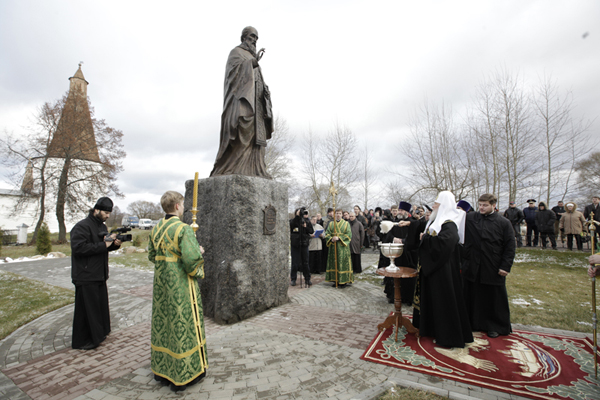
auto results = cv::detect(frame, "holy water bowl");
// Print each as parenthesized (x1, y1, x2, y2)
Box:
(380, 243, 404, 273)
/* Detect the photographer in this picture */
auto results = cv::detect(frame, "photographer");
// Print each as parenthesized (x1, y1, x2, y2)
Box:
(70, 197, 121, 350)
(290, 207, 314, 286)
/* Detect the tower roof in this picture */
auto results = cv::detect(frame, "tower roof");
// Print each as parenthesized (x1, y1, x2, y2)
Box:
(47, 64, 100, 163)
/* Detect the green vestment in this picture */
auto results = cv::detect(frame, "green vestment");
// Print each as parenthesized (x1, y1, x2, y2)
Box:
(149, 217, 208, 385)
(325, 218, 353, 284)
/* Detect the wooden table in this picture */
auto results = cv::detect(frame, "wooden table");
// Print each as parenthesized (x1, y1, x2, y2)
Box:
(376, 267, 419, 341)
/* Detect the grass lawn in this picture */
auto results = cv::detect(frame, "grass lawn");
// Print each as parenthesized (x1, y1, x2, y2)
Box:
(0, 269, 74, 340)
(508, 248, 594, 333)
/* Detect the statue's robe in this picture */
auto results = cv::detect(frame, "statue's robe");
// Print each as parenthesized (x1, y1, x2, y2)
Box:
(413, 221, 473, 348)
(325, 219, 354, 285)
(149, 216, 208, 385)
(210, 44, 273, 178)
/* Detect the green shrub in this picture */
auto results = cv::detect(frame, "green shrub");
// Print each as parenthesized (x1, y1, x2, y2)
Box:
(36, 222, 52, 255)
(132, 234, 143, 247)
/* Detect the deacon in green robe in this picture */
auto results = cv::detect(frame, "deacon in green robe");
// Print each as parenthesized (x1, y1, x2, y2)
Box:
(325, 210, 353, 286)
(149, 191, 208, 392)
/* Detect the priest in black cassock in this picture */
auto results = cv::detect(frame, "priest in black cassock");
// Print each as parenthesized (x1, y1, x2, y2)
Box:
(70, 197, 121, 350)
(411, 191, 473, 348)
(378, 201, 421, 304)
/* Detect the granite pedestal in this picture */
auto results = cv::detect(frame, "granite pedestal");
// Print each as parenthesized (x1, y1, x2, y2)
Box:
(184, 175, 289, 324)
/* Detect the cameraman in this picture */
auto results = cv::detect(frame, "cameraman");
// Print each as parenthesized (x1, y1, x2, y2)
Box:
(290, 207, 314, 286)
(70, 197, 121, 350)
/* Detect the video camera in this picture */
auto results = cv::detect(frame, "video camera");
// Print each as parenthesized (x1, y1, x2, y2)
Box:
(99, 226, 132, 243)
(299, 207, 309, 217)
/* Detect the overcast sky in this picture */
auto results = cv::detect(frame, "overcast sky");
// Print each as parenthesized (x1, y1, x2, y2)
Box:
(1, 0, 598, 211)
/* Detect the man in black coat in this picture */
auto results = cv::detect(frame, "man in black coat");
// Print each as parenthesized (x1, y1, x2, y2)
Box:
(535, 202, 557, 250)
(462, 193, 516, 339)
(71, 197, 121, 350)
(523, 199, 539, 247)
(584, 196, 600, 245)
(504, 201, 524, 247)
(290, 208, 314, 287)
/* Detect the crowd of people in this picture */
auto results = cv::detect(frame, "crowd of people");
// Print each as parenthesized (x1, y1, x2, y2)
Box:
(289, 192, 514, 347)
(503, 197, 600, 251)
(293, 191, 597, 347)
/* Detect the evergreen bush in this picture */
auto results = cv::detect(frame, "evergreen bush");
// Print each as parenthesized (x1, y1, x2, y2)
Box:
(36, 222, 52, 255)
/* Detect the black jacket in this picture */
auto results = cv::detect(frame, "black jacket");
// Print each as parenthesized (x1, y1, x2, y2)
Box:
(462, 211, 516, 286)
(584, 203, 600, 222)
(71, 211, 120, 283)
(535, 203, 556, 233)
(503, 207, 524, 225)
(523, 206, 537, 225)
(290, 215, 313, 247)
(551, 205, 565, 220)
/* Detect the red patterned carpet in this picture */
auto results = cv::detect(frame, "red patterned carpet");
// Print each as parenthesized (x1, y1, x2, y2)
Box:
(361, 324, 600, 400)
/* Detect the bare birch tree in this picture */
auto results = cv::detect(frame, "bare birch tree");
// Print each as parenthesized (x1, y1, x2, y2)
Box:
(358, 145, 378, 210)
(265, 115, 293, 182)
(533, 75, 592, 204)
(468, 69, 536, 205)
(0, 100, 63, 243)
(300, 123, 359, 213)
(400, 99, 473, 201)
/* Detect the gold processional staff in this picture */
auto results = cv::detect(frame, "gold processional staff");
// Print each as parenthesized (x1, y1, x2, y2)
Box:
(585, 212, 599, 378)
(329, 180, 339, 288)
(191, 172, 199, 233)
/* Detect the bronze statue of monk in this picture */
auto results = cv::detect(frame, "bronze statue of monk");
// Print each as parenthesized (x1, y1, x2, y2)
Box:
(210, 26, 273, 179)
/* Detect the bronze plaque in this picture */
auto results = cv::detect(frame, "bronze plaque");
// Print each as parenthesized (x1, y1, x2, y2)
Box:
(263, 205, 276, 235)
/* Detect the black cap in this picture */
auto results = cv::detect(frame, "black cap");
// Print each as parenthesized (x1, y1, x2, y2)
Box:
(527, 199, 536, 204)
(94, 197, 113, 212)
(399, 201, 412, 212)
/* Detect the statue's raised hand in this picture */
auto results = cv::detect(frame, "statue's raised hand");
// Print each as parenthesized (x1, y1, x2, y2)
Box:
(257, 48, 266, 61)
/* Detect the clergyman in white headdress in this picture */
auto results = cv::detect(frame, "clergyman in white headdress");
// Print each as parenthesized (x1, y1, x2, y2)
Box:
(412, 191, 473, 348)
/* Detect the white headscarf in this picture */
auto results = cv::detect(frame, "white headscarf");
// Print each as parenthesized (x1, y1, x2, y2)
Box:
(425, 191, 466, 244)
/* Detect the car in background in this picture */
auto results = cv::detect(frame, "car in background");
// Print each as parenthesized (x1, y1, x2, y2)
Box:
(138, 219, 153, 230)
(122, 216, 139, 228)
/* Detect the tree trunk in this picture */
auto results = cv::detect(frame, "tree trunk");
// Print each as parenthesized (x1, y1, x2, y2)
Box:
(56, 157, 71, 243)
(30, 157, 49, 245)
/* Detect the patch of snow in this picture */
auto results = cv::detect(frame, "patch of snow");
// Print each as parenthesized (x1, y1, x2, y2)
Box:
(511, 298, 530, 306)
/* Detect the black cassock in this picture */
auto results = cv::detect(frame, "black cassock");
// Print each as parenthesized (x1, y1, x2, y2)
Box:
(378, 219, 421, 304)
(413, 221, 473, 348)
(72, 281, 111, 349)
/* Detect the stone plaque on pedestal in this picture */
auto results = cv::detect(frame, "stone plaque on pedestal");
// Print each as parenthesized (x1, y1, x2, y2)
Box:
(184, 175, 289, 324)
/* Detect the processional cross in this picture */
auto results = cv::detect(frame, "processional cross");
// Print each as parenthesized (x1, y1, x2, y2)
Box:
(329, 180, 340, 288)
(585, 212, 600, 378)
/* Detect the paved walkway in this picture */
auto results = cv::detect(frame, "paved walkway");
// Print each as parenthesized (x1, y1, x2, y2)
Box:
(0, 253, 592, 400)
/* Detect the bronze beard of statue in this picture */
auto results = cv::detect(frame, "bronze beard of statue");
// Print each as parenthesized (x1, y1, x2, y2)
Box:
(210, 26, 273, 179)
